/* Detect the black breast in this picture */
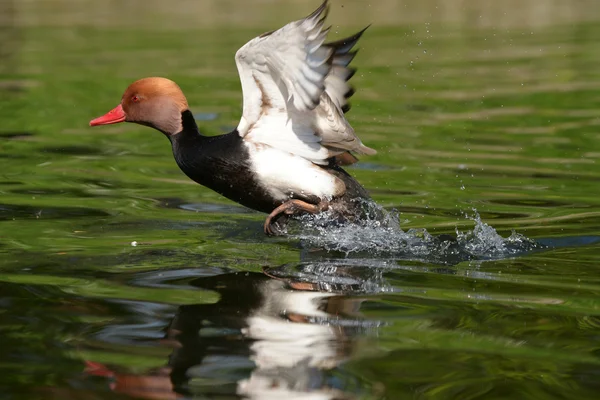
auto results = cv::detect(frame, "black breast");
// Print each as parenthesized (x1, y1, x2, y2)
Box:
(169, 112, 278, 213)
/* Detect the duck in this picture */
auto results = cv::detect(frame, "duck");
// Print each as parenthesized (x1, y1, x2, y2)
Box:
(90, 0, 377, 235)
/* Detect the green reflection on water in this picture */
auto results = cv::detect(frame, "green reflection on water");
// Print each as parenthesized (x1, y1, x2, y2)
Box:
(1, 1, 600, 399)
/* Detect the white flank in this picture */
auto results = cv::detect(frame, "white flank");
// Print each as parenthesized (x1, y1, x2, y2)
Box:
(246, 142, 342, 202)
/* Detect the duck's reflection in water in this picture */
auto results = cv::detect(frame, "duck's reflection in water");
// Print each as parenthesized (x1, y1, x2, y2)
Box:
(87, 263, 386, 399)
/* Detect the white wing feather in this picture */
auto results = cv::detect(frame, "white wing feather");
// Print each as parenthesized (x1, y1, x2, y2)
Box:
(234, 0, 375, 165)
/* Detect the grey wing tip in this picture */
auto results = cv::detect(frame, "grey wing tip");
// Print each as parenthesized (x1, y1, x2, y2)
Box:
(306, 0, 329, 21)
(325, 25, 371, 54)
(346, 67, 357, 81)
(359, 145, 377, 156)
(344, 87, 356, 99)
(348, 24, 371, 42)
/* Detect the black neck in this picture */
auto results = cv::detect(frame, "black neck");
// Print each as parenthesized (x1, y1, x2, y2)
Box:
(169, 110, 205, 143)
(168, 109, 244, 181)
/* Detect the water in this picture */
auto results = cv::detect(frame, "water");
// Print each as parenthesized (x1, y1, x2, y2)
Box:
(2, 0, 600, 398)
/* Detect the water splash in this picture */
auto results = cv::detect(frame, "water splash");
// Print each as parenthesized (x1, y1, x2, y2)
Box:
(290, 202, 541, 264)
(456, 211, 536, 258)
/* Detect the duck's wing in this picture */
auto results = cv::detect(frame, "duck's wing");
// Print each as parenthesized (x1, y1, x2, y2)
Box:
(234, 0, 375, 165)
(322, 25, 370, 114)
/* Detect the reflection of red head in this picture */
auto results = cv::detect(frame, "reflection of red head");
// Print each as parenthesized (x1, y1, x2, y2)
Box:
(84, 360, 179, 399)
(84, 361, 115, 378)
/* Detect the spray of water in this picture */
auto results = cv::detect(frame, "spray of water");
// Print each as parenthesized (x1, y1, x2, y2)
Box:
(289, 201, 541, 263)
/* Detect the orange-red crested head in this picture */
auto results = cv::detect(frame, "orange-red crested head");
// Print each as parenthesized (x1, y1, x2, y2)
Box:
(90, 77, 189, 135)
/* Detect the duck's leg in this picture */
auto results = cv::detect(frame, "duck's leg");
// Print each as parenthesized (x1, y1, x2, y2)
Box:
(264, 199, 329, 235)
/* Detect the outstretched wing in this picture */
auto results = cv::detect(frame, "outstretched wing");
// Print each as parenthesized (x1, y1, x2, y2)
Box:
(323, 25, 369, 114)
(234, 0, 375, 164)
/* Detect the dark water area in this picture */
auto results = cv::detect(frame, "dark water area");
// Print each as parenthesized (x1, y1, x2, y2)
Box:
(2, 0, 600, 399)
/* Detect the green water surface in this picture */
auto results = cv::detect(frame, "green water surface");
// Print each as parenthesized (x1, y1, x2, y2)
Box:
(1, 1, 600, 399)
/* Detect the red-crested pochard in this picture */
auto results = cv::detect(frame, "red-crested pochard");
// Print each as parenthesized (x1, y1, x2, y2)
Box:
(90, 0, 377, 235)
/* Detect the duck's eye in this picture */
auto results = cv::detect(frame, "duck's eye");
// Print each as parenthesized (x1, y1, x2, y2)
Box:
(131, 95, 140, 103)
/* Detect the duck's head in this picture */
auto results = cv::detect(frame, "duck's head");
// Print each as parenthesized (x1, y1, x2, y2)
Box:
(90, 77, 189, 136)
